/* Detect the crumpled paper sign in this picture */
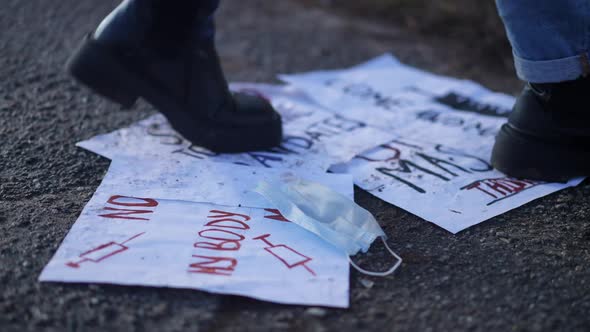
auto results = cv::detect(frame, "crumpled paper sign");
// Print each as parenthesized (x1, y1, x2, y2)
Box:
(39, 158, 352, 307)
(282, 54, 585, 233)
(77, 83, 395, 172)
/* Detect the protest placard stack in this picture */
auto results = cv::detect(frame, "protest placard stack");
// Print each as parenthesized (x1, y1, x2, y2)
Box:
(40, 54, 584, 307)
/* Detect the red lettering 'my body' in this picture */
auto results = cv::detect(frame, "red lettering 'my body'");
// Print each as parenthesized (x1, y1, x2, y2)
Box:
(189, 209, 252, 276)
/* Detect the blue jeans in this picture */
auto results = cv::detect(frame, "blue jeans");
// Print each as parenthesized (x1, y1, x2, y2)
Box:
(496, 0, 590, 83)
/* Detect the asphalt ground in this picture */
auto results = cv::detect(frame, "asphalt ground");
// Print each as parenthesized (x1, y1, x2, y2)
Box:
(1, 0, 589, 331)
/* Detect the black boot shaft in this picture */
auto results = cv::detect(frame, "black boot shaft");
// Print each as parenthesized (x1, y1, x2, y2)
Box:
(95, 0, 216, 54)
(529, 77, 590, 115)
(509, 77, 590, 138)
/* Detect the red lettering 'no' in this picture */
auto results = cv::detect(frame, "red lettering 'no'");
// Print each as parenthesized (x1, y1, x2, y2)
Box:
(99, 195, 159, 221)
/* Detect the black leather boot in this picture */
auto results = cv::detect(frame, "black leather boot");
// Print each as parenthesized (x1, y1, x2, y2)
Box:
(491, 77, 590, 181)
(67, 0, 282, 153)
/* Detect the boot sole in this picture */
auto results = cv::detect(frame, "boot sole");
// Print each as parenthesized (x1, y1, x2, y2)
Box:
(66, 35, 282, 153)
(491, 124, 589, 182)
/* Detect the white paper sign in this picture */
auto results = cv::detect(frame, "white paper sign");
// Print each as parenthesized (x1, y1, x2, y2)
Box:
(231, 83, 395, 165)
(96, 157, 354, 207)
(281, 54, 515, 159)
(77, 83, 394, 171)
(40, 192, 349, 307)
(282, 54, 585, 232)
(332, 138, 583, 233)
(40, 159, 352, 307)
(281, 53, 516, 120)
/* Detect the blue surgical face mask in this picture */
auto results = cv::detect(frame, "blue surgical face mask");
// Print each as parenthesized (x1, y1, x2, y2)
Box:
(254, 178, 402, 277)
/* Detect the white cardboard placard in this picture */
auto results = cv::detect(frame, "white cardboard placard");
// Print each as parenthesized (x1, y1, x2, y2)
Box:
(331, 138, 583, 233)
(40, 159, 352, 307)
(96, 157, 354, 207)
(40, 192, 350, 307)
(77, 83, 395, 171)
(282, 54, 584, 232)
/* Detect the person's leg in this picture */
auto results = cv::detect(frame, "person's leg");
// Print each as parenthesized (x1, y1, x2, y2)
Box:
(67, 0, 282, 153)
(491, 0, 590, 181)
(496, 0, 590, 83)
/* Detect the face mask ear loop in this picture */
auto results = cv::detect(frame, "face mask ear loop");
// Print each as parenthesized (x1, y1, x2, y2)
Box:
(349, 237, 402, 277)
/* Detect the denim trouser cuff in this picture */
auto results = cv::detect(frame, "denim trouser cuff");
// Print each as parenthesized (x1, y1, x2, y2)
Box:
(513, 51, 590, 83)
